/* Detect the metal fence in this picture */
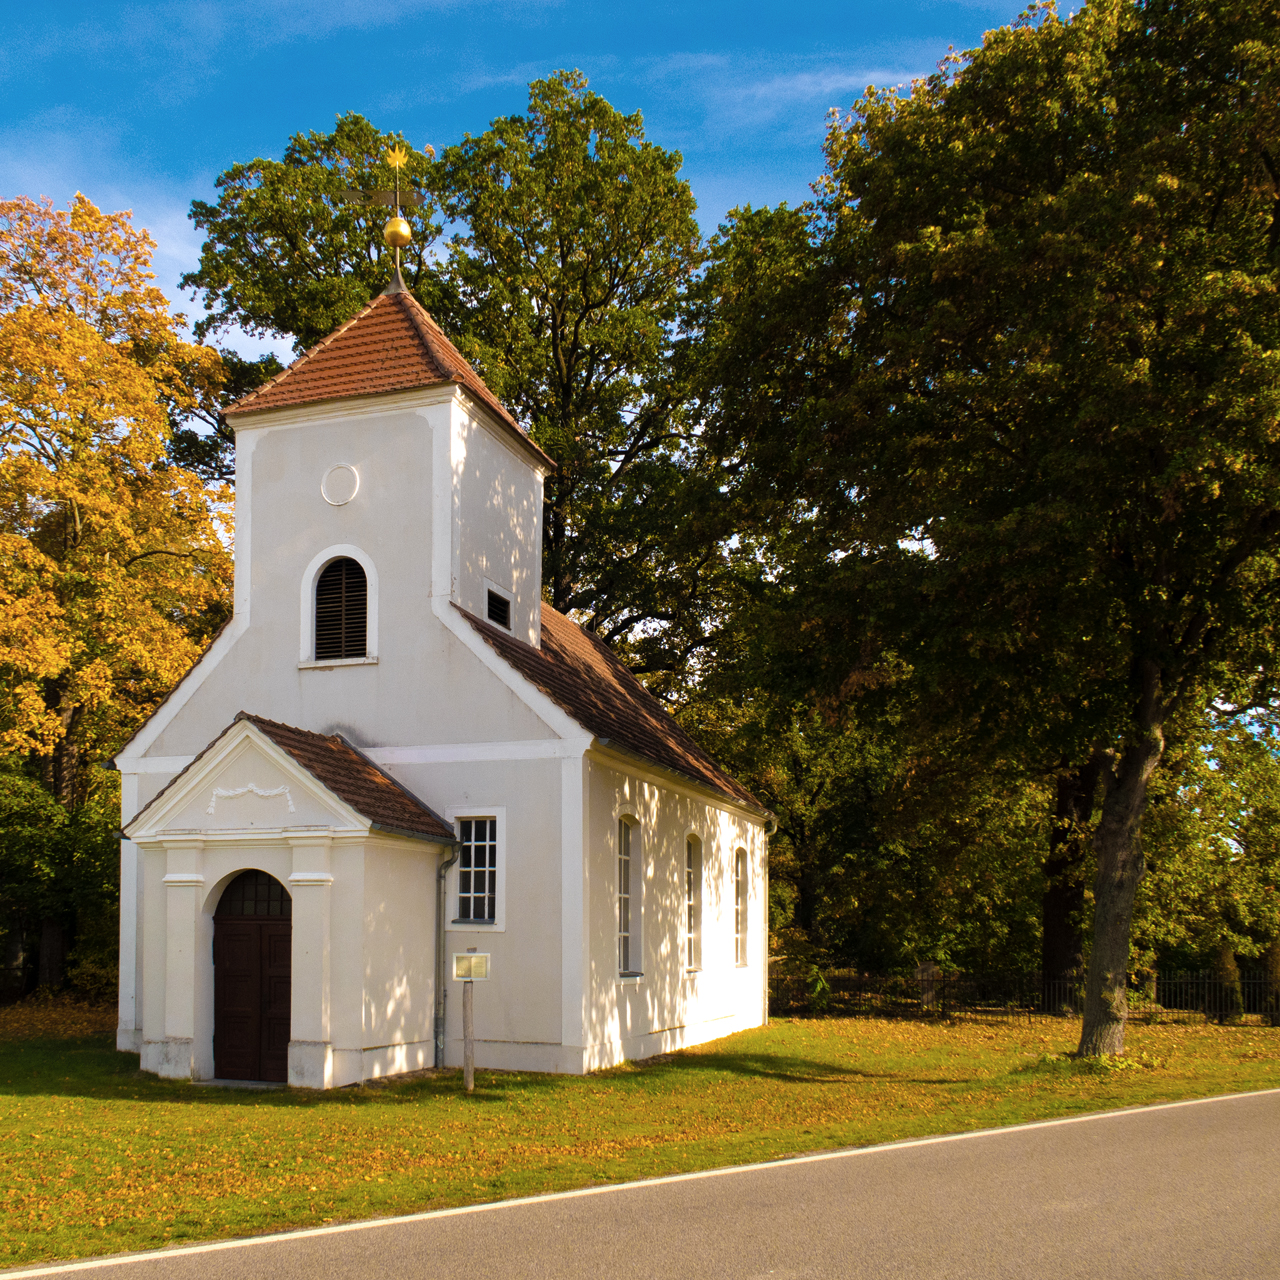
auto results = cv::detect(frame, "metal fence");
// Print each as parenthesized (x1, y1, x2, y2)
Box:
(768, 967, 1280, 1025)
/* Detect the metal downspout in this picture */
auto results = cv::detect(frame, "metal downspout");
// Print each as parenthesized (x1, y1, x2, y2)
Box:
(434, 843, 460, 1068)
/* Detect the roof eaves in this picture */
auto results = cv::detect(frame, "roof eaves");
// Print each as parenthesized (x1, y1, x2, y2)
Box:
(332, 735, 457, 842)
(369, 821, 455, 844)
(590, 737, 773, 821)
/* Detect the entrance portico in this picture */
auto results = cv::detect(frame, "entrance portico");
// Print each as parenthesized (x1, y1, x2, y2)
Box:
(125, 713, 455, 1087)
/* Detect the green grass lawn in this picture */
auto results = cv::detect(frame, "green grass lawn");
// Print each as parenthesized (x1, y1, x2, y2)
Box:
(2, 1008, 1278, 1268)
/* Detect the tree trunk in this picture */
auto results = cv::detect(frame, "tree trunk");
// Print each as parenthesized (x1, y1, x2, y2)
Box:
(37, 918, 66, 989)
(1213, 942, 1243, 1024)
(39, 676, 83, 805)
(1264, 937, 1280, 1028)
(2, 927, 26, 1001)
(1077, 725, 1165, 1057)
(1041, 753, 1103, 1009)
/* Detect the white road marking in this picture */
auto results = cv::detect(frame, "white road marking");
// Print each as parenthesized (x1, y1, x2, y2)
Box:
(7, 1087, 1279, 1278)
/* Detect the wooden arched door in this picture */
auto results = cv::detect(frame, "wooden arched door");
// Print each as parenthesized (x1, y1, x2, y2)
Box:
(213, 871, 292, 1082)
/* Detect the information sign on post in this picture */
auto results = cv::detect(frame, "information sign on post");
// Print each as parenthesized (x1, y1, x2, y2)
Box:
(453, 953, 491, 1092)
(453, 953, 490, 981)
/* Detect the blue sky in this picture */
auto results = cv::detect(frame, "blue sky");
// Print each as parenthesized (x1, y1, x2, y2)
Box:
(1, 0, 1025, 357)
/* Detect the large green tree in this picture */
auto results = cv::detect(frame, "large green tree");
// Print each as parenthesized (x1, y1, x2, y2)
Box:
(432, 71, 706, 640)
(700, 0, 1280, 1053)
(182, 75, 721, 671)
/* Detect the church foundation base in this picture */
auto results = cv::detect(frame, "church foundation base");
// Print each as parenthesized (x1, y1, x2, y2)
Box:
(141, 1036, 194, 1079)
(288, 1039, 333, 1089)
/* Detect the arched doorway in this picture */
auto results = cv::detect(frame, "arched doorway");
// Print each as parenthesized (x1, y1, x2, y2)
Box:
(213, 871, 292, 1081)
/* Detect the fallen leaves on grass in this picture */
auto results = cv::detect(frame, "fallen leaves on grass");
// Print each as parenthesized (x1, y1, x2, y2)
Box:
(0, 993, 117, 1040)
(1016, 1050, 1169, 1076)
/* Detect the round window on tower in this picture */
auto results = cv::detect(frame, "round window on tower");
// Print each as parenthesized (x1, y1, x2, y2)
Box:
(321, 464, 360, 506)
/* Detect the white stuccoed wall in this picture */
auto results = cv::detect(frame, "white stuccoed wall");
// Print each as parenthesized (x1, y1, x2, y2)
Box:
(579, 752, 768, 1071)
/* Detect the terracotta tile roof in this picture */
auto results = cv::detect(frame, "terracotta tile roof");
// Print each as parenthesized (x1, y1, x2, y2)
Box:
(240, 714, 456, 841)
(126, 713, 456, 843)
(223, 286, 553, 472)
(457, 603, 765, 813)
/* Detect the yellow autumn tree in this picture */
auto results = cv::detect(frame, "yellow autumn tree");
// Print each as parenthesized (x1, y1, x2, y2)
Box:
(0, 195, 231, 803)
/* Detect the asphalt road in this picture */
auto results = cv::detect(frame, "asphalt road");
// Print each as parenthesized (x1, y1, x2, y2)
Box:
(8, 1090, 1280, 1280)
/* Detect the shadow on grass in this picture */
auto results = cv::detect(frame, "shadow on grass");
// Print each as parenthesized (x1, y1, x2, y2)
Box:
(637, 1049, 976, 1087)
(0, 1036, 623, 1113)
(0, 1038, 469, 1109)
(0, 1033, 975, 1109)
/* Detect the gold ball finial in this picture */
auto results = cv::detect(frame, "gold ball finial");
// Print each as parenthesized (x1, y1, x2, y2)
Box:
(383, 216, 412, 249)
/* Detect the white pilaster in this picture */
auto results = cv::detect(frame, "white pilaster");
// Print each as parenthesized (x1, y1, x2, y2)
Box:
(116, 773, 141, 1052)
(159, 839, 204, 1079)
(560, 753, 589, 1065)
(288, 838, 334, 1088)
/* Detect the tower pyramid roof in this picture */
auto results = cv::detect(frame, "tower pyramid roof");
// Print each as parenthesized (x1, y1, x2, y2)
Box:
(224, 286, 552, 469)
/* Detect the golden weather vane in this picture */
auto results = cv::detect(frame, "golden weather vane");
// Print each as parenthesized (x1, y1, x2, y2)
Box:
(340, 141, 436, 285)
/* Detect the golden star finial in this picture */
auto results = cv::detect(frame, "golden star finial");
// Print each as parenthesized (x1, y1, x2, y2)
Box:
(386, 144, 410, 170)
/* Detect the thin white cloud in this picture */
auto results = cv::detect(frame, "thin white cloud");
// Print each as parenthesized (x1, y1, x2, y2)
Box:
(621, 45, 940, 164)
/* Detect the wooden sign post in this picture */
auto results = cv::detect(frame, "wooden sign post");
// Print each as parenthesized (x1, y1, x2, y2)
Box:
(452, 953, 490, 1093)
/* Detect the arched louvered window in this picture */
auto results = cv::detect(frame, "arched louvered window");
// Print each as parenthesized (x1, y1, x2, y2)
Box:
(314, 557, 367, 660)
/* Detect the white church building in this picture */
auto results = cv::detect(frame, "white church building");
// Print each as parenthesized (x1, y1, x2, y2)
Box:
(115, 278, 771, 1087)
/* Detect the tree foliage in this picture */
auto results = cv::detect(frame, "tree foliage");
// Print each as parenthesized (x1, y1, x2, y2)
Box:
(433, 71, 707, 640)
(0, 760, 118, 994)
(1136, 712, 1280, 969)
(691, 0, 1280, 1050)
(0, 195, 232, 992)
(0, 195, 231, 802)
(167, 349, 284, 485)
(183, 113, 441, 351)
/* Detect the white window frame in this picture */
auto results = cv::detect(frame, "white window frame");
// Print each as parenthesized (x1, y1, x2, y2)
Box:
(734, 847, 748, 967)
(482, 577, 514, 633)
(444, 805, 506, 933)
(298, 544, 379, 667)
(684, 832, 703, 972)
(617, 812, 643, 979)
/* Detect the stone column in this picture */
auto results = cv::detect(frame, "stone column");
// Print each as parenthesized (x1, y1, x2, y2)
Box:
(159, 839, 205, 1079)
(288, 838, 333, 1088)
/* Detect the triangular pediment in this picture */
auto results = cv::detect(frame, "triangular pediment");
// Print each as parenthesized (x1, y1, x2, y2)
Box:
(126, 720, 368, 842)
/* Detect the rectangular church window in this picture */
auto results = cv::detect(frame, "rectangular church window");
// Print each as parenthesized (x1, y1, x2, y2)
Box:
(685, 836, 701, 970)
(456, 818, 498, 923)
(618, 817, 642, 976)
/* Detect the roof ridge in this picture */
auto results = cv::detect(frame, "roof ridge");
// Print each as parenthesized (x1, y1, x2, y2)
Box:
(235, 709, 337, 739)
(393, 291, 462, 381)
(391, 291, 524, 434)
